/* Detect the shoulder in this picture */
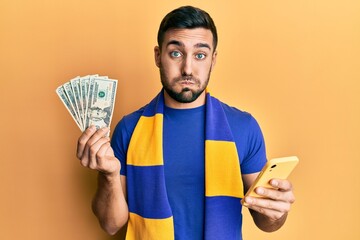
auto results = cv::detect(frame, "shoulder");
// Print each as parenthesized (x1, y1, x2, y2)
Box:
(219, 101, 260, 130)
(111, 106, 145, 176)
(113, 107, 144, 135)
(118, 107, 145, 129)
(218, 100, 267, 173)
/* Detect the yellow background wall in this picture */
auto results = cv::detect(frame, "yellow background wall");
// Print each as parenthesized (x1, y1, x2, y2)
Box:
(1, 0, 359, 239)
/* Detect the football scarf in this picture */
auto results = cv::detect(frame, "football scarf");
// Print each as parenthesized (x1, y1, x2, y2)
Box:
(125, 90, 244, 239)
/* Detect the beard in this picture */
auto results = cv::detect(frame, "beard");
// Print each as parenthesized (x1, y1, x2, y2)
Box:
(160, 67, 211, 104)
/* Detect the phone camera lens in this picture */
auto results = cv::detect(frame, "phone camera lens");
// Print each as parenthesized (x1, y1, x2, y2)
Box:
(271, 164, 277, 168)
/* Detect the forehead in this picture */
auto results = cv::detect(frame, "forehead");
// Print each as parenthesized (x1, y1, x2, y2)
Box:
(162, 28, 214, 50)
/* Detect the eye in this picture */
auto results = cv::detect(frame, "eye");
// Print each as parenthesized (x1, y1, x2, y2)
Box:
(195, 53, 206, 60)
(170, 51, 182, 58)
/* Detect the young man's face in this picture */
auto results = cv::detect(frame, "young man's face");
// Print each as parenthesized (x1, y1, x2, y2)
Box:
(155, 28, 217, 108)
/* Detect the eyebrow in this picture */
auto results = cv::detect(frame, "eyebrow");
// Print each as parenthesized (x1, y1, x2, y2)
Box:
(166, 40, 212, 51)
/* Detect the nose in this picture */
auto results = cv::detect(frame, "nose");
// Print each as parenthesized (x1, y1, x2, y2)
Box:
(181, 55, 192, 76)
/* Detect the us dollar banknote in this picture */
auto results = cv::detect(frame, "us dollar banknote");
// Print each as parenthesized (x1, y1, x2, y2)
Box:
(56, 74, 117, 131)
(56, 85, 83, 130)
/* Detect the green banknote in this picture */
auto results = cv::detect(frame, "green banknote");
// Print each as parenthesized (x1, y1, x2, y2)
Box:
(56, 74, 117, 131)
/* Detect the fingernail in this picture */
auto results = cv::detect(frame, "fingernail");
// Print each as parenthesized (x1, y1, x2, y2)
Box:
(89, 125, 96, 131)
(256, 187, 264, 195)
(245, 197, 253, 204)
(271, 180, 279, 187)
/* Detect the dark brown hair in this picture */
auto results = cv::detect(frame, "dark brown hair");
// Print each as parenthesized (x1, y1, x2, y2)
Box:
(157, 6, 218, 51)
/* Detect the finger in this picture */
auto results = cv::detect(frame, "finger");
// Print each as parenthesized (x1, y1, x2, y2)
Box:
(87, 127, 110, 145)
(82, 127, 110, 162)
(96, 142, 114, 171)
(77, 125, 97, 159)
(96, 142, 111, 163)
(244, 196, 291, 213)
(247, 201, 287, 221)
(270, 179, 293, 191)
(88, 136, 110, 169)
(80, 143, 90, 167)
(96, 143, 121, 176)
(80, 127, 109, 167)
(255, 186, 295, 203)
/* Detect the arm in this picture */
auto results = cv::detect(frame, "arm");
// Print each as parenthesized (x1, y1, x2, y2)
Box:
(92, 173, 128, 235)
(242, 173, 295, 232)
(77, 126, 129, 235)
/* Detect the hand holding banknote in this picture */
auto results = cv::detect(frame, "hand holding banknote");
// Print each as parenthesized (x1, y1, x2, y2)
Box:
(56, 74, 120, 174)
(76, 125, 120, 175)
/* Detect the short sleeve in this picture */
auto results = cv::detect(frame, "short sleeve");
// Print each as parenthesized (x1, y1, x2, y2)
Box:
(222, 103, 267, 174)
(239, 116, 267, 174)
(111, 109, 143, 176)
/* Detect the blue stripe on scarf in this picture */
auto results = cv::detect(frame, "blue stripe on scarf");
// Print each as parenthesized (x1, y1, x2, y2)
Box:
(142, 92, 164, 117)
(205, 92, 234, 141)
(127, 165, 172, 219)
(204, 196, 242, 239)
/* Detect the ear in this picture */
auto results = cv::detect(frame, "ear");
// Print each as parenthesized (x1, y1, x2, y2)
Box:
(210, 50, 217, 72)
(154, 46, 161, 68)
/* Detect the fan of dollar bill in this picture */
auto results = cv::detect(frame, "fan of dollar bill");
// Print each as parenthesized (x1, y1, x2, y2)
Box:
(56, 74, 117, 131)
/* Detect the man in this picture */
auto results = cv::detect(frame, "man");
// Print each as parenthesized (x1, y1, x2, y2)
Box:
(76, 6, 295, 239)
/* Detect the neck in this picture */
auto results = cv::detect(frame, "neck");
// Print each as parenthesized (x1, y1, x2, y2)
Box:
(163, 90, 206, 109)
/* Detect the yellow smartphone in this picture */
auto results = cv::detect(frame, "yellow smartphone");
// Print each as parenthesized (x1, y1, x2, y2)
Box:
(242, 156, 299, 206)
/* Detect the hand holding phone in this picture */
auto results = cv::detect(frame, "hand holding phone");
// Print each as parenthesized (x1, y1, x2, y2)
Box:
(242, 156, 299, 207)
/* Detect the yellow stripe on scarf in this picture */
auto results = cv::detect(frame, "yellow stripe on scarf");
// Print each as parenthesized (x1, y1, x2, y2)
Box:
(126, 213, 174, 240)
(205, 140, 244, 198)
(127, 114, 164, 166)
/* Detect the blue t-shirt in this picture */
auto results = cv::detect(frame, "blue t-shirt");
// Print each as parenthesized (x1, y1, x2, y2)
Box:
(111, 101, 266, 239)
